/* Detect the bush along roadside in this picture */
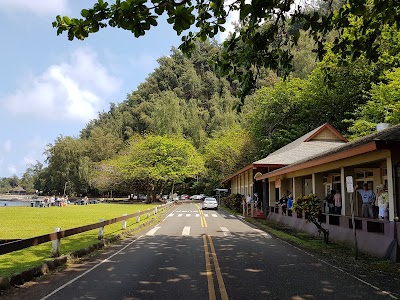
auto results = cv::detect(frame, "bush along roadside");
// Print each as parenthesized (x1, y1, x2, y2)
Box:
(0, 207, 172, 294)
(221, 194, 243, 213)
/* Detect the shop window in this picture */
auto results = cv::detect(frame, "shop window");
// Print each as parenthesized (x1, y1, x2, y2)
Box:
(366, 171, 374, 178)
(332, 174, 341, 194)
(355, 172, 365, 179)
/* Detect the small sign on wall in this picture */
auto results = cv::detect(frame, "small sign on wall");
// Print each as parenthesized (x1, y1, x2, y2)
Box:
(275, 178, 281, 188)
(346, 176, 354, 193)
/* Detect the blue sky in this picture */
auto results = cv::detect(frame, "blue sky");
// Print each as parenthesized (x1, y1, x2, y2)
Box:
(0, 0, 238, 178)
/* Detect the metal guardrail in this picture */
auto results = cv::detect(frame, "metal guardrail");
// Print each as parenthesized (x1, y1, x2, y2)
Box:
(0, 203, 174, 256)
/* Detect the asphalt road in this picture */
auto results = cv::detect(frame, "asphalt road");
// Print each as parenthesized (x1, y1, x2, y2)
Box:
(3, 203, 398, 300)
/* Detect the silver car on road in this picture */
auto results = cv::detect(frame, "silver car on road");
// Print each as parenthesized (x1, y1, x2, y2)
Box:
(201, 197, 218, 210)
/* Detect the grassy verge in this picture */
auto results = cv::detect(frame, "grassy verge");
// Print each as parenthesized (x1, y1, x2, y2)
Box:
(0, 203, 165, 277)
(244, 216, 400, 278)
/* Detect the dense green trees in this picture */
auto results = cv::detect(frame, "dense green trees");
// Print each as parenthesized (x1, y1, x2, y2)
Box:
(91, 135, 204, 201)
(348, 68, 400, 139)
(8, 11, 400, 197)
(53, 0, 400, 103)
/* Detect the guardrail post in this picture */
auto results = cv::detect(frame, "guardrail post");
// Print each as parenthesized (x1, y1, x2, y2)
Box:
(137, 211, 140, 223)
(52, 227, 61, 257)
(122, 214, 127, 230)
(98, 218, 104, 240)
(155, 207, 158, 214)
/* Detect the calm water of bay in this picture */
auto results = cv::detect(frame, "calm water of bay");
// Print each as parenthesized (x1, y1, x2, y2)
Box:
(0, 201, 30, 207)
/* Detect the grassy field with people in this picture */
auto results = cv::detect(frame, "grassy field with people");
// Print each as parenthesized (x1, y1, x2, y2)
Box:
(0, 203, 163, 277)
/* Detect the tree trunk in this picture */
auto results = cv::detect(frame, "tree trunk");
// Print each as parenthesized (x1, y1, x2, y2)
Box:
(309, 216, 329, 244)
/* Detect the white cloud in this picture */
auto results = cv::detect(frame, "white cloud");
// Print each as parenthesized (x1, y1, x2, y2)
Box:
(7, 165, 17, 175)
(0, 0, 69, 16)
(2, 140, 12, 153)
(23, 136, 47, 167)
(2, 48, 122, 123)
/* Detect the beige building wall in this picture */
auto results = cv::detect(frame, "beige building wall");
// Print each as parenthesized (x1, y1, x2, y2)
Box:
(266, 150, 396, 221)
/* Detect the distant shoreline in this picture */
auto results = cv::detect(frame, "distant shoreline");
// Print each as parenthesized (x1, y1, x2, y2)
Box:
(0, 194, 38, 202)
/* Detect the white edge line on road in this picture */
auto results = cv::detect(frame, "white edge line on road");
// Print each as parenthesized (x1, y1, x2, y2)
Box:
(41, 204, 180, 299)
(40, 234, 144, 300)
(278, 238, 398, 299)
(161, 205, 180, 223)
(238, 218, 398, 299)
(146, 226, 161, 236)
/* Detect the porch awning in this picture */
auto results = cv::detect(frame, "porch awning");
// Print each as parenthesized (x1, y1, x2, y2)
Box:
(256, 123, 400, 181)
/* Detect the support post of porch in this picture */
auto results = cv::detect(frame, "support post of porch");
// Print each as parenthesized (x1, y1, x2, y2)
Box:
(293, 177, 302, 200)
(341, 167, 346, 216)
(262, 179, 267, 214)
(387, 156, 395, 221)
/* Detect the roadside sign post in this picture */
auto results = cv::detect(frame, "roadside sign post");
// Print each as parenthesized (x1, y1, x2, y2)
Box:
(346, 176, 358, 260)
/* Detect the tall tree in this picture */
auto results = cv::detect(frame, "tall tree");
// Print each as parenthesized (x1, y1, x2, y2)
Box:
(244, 77, 306, 157)
(110, 135, 205, 201)
(45, 136, 91, 195)
(52, 0, 400, 102)
(348, 68, 400, 139)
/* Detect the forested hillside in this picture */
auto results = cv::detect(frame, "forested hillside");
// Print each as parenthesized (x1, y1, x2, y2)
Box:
(5, 2, 400, 199)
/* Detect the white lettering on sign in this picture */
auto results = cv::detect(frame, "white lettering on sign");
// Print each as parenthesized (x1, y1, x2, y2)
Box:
(346, 176, 354, 193)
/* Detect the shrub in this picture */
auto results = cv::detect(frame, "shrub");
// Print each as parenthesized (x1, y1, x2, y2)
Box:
(293, 194, 329, 243)
(222, 194, 243, 212)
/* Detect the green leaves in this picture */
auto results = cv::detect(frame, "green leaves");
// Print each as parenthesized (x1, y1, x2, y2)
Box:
(81, 9, 90, 18)
(112, 135, 204, 188)
(292, 194, 321, 220)
(53, 0, 400, 107)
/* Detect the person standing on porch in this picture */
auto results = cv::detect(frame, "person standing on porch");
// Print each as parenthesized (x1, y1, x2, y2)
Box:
(333, 190, 342, 214)
(355, 183, 375, 218)
(377, 185, 389, 219)
(246, 194, 251, 215)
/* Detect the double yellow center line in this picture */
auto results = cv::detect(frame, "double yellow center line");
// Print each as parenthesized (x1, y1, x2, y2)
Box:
(196, 204, 208, 227)
(202, 234, 228, 300)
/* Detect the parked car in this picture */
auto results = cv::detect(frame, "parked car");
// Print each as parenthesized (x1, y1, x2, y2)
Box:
(190, 195, 204, 200)
(201, 197, 218, 210)
(180, 194, 189, 200)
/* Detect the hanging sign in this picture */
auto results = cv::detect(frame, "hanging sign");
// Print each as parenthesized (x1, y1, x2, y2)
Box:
(346, 176, 354, 193)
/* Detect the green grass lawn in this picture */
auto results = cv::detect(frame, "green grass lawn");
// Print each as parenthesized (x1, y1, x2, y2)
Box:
(0, 203, 162, 277)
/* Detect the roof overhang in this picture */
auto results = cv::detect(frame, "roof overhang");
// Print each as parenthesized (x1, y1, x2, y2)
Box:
(256, 141, 378, 181)
(221, 163, 285, 184)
